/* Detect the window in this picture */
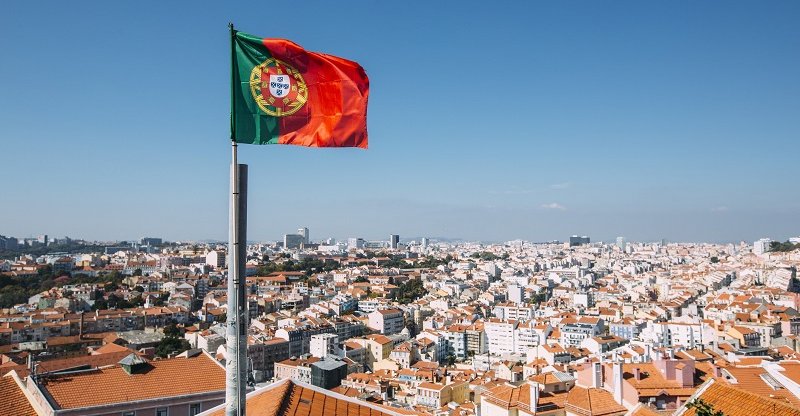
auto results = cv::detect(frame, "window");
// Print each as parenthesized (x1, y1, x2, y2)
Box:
(122, 412, 135, 416)
(189, 404, 202, 416)
(156, 408, 168, 416)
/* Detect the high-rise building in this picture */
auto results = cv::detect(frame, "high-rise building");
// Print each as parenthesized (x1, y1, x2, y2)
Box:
(754, 238, 772, 255)
(297, 227, 309, 245)
(284, 234, 304, 249)
(0, 236, 18, 250)
(421, 237, 429, 249)
(569, 235, 590, 247)
(616, 236, 626, 251)
(347, 238, 365, 250)
(389, 234, 400, 249)
(140, 237, 163, 246)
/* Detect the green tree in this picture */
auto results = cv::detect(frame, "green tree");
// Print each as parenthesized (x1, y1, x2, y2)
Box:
(163, 321, 182, 338)
(686, 399, 724, 416)
(155, 337, 191, 358)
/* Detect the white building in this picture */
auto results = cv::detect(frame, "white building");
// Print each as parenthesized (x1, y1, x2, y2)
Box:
(754, 238, 772, 255)
(368, 308, 404, 335)
(310, 333, 338, 358)
(205, 250, 225, 268)
(485, 319, 518, 355)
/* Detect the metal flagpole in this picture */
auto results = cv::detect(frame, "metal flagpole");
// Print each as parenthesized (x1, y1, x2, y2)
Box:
(226, 23, 248, 416)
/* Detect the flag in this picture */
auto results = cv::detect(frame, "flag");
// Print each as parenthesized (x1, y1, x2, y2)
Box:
(231, 30, 369, 148)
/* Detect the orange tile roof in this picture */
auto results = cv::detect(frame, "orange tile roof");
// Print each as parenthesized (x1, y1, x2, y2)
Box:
(0, 375, 37, 416)
(721, 366, 800, 407)
(39, 352, 224, 409)
(204, 379, 419, 415)
(685, 379, 800, 416)
(564, 386, 627, 416)
(481, 381, 567, 414)
(0, 350, 136, 378)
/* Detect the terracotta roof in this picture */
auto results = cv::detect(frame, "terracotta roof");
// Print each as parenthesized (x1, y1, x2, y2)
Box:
(202, 378, 418, 415)
(721, 366, 800, 407)
(0, 350, 136, 378)
(565, 386, 627, 416)
(481, 381, 566, 414)
(683, 379, 800, 416)
(39, 352, 224, 409)
(0, 374, 37, 416)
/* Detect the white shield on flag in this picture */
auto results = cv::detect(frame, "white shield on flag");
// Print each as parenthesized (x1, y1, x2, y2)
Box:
(269, 74, 291, 98)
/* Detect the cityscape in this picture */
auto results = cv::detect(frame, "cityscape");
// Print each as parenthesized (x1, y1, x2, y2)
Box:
(2, 231, 800, 415)
(3, 1, 800, 416)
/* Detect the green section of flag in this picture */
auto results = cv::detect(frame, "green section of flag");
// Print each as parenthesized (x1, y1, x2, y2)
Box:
(231, 31, 280, 145)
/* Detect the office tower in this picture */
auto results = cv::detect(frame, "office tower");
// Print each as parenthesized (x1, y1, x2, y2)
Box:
(569, 235, 590, 247)
(284, 234, 304, 249)
(390, 234, 400, 249)
(298, 227, 309, 244)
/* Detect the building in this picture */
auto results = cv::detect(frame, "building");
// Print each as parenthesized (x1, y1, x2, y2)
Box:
(140, 237, 163, 246)
(0, 235, 19, 250)
(560, 323, 602, 347)
(390, 234, 400, 249)
(205, 250, 225, 268)
(616, 236, 626, 251)
(283, 234, 304, 249)
(368, 308, 404, 335)
(199, 378, 415, 416)
(310, 356, 348, 389)
(274, 356, 320, 384)
(754, 238, 772, 255)
(24, 351, 224, 416)
(508, 284, 524, 304)
(416, 380, 469, 409)
(485, 319, 518, 355)
(248, 338, 291, 381)
(569, 235, 590, 247)
(297, 227, 309, 245)
(310, 333, 338, 358)
(347, 237, 365, 250)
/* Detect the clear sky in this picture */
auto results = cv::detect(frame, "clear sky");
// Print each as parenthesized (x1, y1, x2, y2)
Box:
(1, 1, 798, 244)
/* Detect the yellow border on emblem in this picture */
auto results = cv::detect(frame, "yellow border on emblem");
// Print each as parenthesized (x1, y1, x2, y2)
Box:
(249, 58, 308, 117)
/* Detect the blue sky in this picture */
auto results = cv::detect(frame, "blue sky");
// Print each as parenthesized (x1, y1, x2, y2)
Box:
(1, 1, 798, 243)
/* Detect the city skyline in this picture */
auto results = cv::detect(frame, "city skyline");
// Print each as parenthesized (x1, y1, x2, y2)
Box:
(2, 1, 799, 243)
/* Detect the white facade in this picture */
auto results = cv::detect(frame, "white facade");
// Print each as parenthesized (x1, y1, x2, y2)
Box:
(310, 333, 338, 358)
(754, 238, 772, 255)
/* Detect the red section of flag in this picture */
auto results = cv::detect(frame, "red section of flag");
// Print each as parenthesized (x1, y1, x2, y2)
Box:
(263, 39, 369, 148)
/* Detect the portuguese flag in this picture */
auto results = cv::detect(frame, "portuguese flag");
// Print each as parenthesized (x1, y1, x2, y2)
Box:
(231, 29, 369, 148)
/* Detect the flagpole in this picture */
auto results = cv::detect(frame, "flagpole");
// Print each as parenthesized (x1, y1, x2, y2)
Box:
(226, 23, 248, 416)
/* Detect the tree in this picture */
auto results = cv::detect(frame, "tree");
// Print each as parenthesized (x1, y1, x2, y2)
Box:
(132, 268, 143, 276)
(155, 337, 191, 358)
(686, 399, 724, 416)
(163, 321, 182, 338)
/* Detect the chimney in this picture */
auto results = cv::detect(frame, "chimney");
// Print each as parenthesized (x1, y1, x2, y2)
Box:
(527, 380, 539, 413)
(613, 362, 623, 406)
(633, 367, 641, 381)
(645, 344, 652, 362)
(592, 362, 603, 388)
(668, 348, 675, 360)
(79, 312, 84, 340)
